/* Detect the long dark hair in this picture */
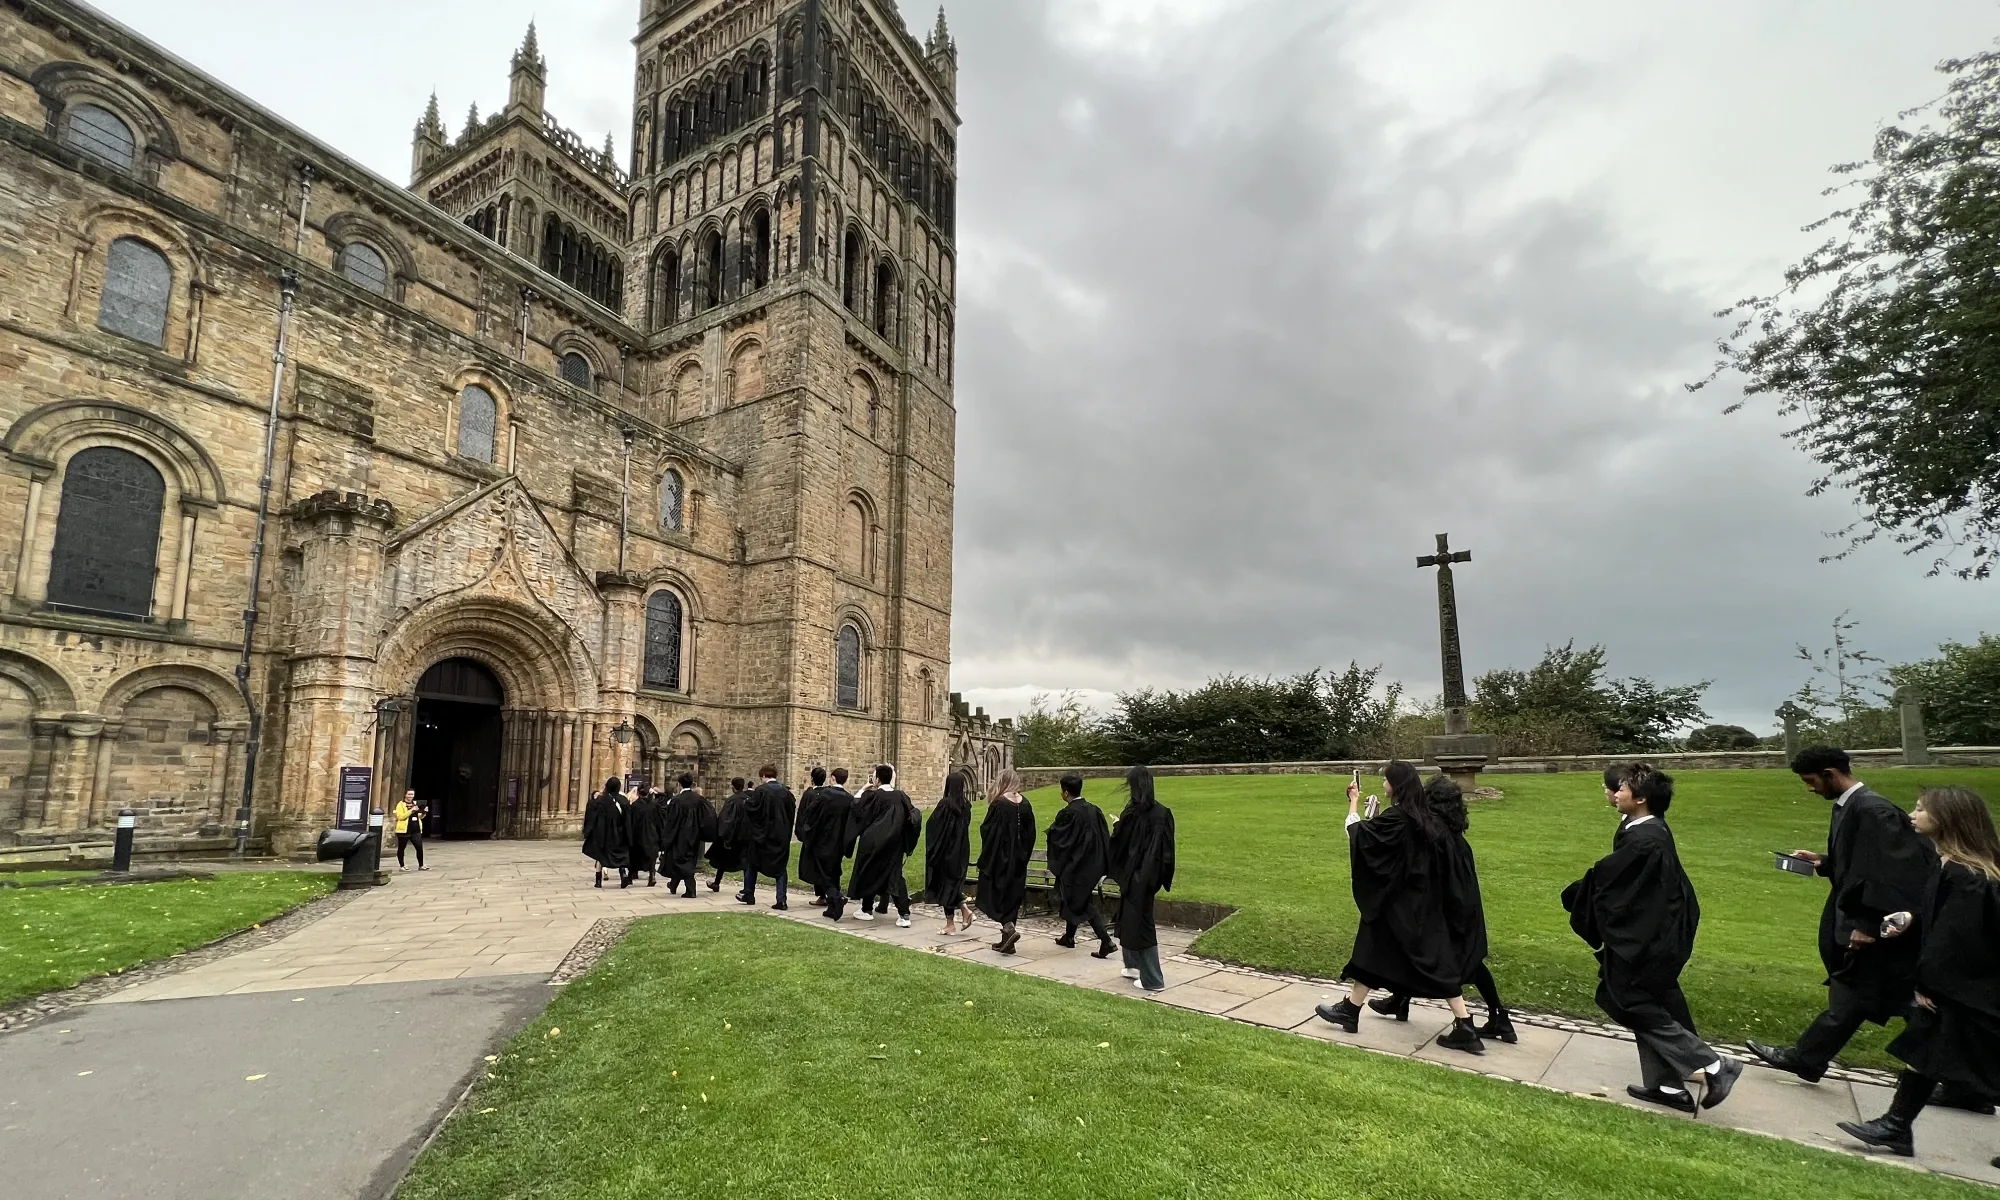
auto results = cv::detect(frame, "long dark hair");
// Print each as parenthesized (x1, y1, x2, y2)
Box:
(1384, 761, 1464, 843)
(939, 769, 969, 812)
(1121, 764, 1157, 818)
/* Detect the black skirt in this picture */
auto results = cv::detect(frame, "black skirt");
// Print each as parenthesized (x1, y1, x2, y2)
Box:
(1890, 998, 2000, 1094)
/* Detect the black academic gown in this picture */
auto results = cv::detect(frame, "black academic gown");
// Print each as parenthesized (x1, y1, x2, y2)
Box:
(925, 795, 973, 911)
(1108, 796, 1175, 951)
(975, 796, 1037, 924)
(626, 792, 662, 877)
(659, 789, 717, 878)
(1888, 861, 2000, 1094)
(1343, 806, 1489, 999)
(1819, 788, 1938, 1021)
(1045, 796, 1112, 921)
(797, 786, 858, 895)
(706, 791, 748, 872)
(738, 780, 797, 877)
(581, 791, 629, 870)
(850, 788, 921, 903)
(1561, 817, 1701, 1031)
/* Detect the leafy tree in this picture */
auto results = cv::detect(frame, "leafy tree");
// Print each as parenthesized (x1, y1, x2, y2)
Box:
(1698, 47, 2000, 579)
(1013, 692, 1117, 768)
(1687, 724, 1761, 751)
(1890, 633, 2000, 745)
(1094, 664, 1401, 766)
(1472, 642, 1710, 755)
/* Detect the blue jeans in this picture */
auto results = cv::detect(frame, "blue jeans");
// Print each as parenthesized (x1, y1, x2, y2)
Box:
(1123, 943, 1164, 990)
(742, 869, 787, 904)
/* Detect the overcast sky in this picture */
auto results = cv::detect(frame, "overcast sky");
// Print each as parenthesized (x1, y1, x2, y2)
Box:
(95, 0, 2000, 731)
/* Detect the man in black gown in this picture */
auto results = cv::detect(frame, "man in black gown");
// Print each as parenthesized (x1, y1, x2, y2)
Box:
(733, 764, 796, 909)
(1046, 773, 1116, 956)
(849, 765, 921, 926)
(1750, 747, 1938, 1081)
(627, 782, 662, 888)
(705, 777, 748, 891)
(797, 767, 859, 919)
(658, 773, 716, 897)
(581, 777, 629, 889)
(1564, 765, 1742, 1112)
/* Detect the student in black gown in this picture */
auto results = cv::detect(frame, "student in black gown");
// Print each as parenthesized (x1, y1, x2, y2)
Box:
(925, 770, 977, 934)
(797, 766, 859, 919)
(1750, 746, 1939, 1082)
(706, 778, 748, 891)
(976, 769, 1037, 954)
(850, 765, 922, 926)
(1839, 786, 2000, 1157)
(1563, 764, 1743, 1113)
(1316, 763, 1488, 1054)
(1046, 772, 1116, 957)
(658, 774, 716, 897)
(734, 763, 796, 909)
(1108, 765, 1175, 992)
(581, 777, 629, 889)
(627, 782, 662, 888)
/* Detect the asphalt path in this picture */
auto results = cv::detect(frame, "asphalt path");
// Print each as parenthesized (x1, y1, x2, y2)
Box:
(0, 975, 551, 1200)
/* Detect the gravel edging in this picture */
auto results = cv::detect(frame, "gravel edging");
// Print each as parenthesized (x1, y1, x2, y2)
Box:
(548, 918, 632, 985)
(0, 883, 361, 1035)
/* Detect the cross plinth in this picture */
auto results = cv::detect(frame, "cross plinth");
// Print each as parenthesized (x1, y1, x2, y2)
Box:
(1416, 533, 1498, 787)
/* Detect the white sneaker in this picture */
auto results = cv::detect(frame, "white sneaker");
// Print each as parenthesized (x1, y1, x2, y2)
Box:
(854, 912, 874, 922)
(1121, 968, 1140, 980)
(1131, 978, 1150, 990)
(896, 916, 911, 929)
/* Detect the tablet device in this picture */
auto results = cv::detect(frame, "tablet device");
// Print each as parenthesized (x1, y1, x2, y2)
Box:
(1773, 852, 1816, 876)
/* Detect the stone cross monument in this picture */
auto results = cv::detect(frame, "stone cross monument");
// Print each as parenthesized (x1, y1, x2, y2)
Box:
(1775, 701, 1808, 763)
(1895, 685, 1932, 765)
(1417, 534, 1498, 792)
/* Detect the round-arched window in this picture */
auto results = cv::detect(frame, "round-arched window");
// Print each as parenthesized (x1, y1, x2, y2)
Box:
(64, 103, 136, 169)
(836, 624, 862, 710)
(337, 243, 390, 295)
(457, 385, 497, 462)
(47, 446, 165, 619)
(660, 468, 685, 532)
(644, 590, 685, 691)
(98, 237, 172, 347)
(559, 351, 595, 392)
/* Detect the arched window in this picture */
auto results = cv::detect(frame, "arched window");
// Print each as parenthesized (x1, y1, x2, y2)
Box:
(701, 229, 723, 310)
(559, 351, 594, 392)
(836, 624, 863, 710)
(660, 468, 685, 531)
(46, 446, 164, 619)
(842, 230, 861, 312)
(644, 590, 685, 691)
(751, 209, 772, 288)
(97, 237, 172, 347)
(839, 498, 869, 578)
(337, 243, 390, 295)
(457, 384, 497, 462)
(653, 248, 681, 329)
(874, 259, 895, 338)
(64, 103, 136, 170)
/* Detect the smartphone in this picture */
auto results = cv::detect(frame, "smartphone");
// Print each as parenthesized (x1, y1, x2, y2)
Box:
(1350, 768, 1361, 790)
(1773, 852, 1816, 877)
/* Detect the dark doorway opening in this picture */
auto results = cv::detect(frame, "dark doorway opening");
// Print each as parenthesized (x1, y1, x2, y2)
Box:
(409, 658, 504, 839)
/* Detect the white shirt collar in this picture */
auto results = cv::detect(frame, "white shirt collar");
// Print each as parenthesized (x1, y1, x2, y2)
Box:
(1624, 814, 1657, 827)
(1837, 781, 1866, 807)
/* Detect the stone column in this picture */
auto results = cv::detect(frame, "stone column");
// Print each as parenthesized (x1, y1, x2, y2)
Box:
(1776, 701, 1807, 764)
(12, 469, 48, 605)
(88, 720, 121, 830)
(207, 721, 248, 836)
(1896, 686, 1931, 766)
(41, 717, 102, 832)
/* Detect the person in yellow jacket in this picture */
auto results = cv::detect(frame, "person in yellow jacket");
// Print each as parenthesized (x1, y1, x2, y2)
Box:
(392, 790, 429, 871)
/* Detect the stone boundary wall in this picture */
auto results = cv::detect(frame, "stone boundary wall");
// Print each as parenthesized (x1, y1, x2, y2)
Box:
(1018, 747, 2000, 792)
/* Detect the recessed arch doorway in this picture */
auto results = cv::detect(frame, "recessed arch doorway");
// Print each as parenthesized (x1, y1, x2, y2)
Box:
(409, 657, 504, 838)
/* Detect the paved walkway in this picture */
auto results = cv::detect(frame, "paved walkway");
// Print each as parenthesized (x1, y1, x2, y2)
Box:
(97, 842, 2000, 1188)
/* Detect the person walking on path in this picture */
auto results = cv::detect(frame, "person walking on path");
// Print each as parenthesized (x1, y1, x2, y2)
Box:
(976, 769, 1037, 954)
(1046, 773, 1116, 957)
(925, 770, 977, 934)
(1563, 764, 1742, 1114)
(582, 777, 630, 889)
(849, 765, 921, 926)
(392, 790, 428, 871)
(1839, 786, 2000, 1157)
(733, 764, 796, 909)
(1108, 765, 1175, 992)
(797, 766, 859, 920)
(1316, 763, 1489, 1054)
(1750, 746, 1938, 1081)
(706, 778, 748, 892)
(627, 783, 662, 887)
(659, 774, 716, 897)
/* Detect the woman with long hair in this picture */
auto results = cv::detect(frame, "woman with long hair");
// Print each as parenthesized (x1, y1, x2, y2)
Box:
(925, 770, 977, 934)
(581, 777, 629, 889)
(975, 768, 1037, 954)
(1108, 765, 1176, 992)
(1317, 762, 1490, 1054)
(1840, 787, 2000, 1157)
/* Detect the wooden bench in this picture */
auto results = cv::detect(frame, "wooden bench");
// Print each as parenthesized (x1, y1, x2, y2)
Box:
(970, 849, 1122, 902)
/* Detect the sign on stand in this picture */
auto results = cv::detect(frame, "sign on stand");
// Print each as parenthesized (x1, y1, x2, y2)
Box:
(338, 766, 373, 831)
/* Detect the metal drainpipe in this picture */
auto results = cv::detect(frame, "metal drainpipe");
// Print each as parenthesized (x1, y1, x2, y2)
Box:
(232, 163, 313, 857)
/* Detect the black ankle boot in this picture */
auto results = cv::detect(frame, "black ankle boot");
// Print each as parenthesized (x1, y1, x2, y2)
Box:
(1837, 1114, 1914, 1157)
(1436, 1017, 1487, 1056)
(1092, 939, 1118, 959)
(1315, 999, 1362, 1033)
(1477, 1011, 1519, 1044)
(1367, 994, 1411, 1022)
(1054, 933, 1077, 949)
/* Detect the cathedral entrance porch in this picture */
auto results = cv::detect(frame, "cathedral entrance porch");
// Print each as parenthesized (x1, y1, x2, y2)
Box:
(409, 659, 505, 839)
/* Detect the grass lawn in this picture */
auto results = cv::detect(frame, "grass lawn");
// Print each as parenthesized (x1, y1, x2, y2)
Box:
(907, 767, 2000, 1070)
(401, 914, 1988, 1200)
(0, 870, 336, 1004)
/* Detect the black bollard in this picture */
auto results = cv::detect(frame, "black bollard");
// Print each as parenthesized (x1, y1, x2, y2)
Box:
(111, 808, 136, 873)
(367, 809, 385, 877)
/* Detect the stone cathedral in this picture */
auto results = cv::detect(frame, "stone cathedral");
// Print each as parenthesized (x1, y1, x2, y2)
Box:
(0, 0, 1013, 856)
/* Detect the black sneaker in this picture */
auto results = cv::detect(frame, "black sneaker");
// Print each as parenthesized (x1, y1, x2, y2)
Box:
(1053, 934, 1077, 949)
(1628, 1085, 1696, 1114)
(1701, 1059, 1743, 1110)
(771, 901, 789, 911)
(1837, 1115, 1914, 1157)
(1746, 1041, 1823, 1083)
(1315, 999, 1361, 1033)
(1435, 1018, 1486, 1056)
(1476, 1012, 1519, 1044)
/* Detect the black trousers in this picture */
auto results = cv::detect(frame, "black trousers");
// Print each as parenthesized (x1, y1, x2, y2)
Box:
(861, 875, 909, 918)
(1064, 896, 1111, 944)
(396, 831, 423, 867)
(1603, 983, 1717, 1092)
(1797, 979, 1895, 1072)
